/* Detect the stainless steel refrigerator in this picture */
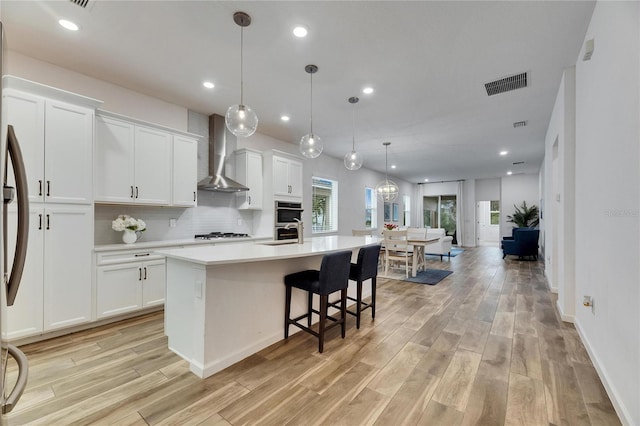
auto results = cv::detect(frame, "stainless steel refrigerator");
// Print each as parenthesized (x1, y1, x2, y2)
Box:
(0, 19, 30, 423)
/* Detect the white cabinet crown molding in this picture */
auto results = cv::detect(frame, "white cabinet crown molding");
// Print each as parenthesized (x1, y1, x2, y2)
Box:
(3, 75, 103, 109)
(97, 109, 202, 140)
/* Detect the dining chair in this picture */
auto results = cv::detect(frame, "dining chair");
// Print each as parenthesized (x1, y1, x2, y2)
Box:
(382, 229, 411, 278)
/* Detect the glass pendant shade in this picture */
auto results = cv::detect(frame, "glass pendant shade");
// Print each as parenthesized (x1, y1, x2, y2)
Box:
(344, 96, 362, 171)
(300, 64, 322, 158)
(225, 12, 257, 138)
(226, 104, 258, 137)
(375, 141, 399, 202)
(375, 178, 399, 202)
(344, 150, 363, 170)
(300, 133, 323, 159)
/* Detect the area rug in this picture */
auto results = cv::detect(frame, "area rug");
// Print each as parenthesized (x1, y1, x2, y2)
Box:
(425, 248, 464, 258)
(402, 269, 453, 285)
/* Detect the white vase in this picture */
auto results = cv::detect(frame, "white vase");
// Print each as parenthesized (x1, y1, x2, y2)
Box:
(122, 229, 137, 244)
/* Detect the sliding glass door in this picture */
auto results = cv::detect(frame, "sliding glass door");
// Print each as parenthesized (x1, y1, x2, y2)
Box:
(423, 195, 457, 242)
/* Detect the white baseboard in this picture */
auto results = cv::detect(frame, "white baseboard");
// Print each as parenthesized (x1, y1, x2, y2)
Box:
(555, 299, 574, 323)
(574, 320, 634, 425)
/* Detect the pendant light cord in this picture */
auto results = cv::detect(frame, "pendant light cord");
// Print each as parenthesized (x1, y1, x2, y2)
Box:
(351, 107, 356, 151)
(240, 26, 244, 105)
(309, 72, 314, 135)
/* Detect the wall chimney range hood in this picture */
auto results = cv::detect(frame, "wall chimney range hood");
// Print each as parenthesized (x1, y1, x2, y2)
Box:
(197, 114, 249, 192)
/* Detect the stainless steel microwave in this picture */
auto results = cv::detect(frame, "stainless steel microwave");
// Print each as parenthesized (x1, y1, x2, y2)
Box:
(274, 201, 303, 226)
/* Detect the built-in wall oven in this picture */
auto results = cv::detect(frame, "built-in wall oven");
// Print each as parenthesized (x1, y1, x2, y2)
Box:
(274, 201, 303, 240)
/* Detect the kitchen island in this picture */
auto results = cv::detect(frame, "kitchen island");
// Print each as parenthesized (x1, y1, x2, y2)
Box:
(156, 235, 380, 378)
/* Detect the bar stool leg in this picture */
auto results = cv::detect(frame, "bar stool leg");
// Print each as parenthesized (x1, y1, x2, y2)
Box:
(307, 291, 313, 328)
(319, 295, 328, 353)
(284, 285, 292, 339)
(356, 280, 363, 329)
(371, 277, 377, 320)
(341, 288, 347, 338)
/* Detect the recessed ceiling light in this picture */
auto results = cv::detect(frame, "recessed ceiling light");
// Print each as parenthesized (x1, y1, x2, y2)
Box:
(293, 26, 308, 38)
(507, 171, 513, 175)
(202, 81, 215, 89)
(424, 178, 429, 182)
(281, 115, 290, 122)
(391, 164, 396, 169)
(59, 19, 79, 31)
(500, 150, 508, 156)
(362, 87, 374, 94)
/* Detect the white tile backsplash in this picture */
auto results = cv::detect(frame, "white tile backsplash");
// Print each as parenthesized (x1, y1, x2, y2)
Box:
(94, 193, 255, 245)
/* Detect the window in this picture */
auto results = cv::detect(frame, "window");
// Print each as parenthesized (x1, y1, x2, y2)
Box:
(490, 200, 500, 225)
(402, 195, 411, 226)
(365, 187, 377, 228)
(312, 177, 338, 233)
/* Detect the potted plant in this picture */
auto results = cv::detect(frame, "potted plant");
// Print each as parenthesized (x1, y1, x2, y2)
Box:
(506, 201, 539, 228)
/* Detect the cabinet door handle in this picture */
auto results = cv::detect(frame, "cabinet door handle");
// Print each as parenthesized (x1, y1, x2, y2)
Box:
(193, 191, 196, 202)
(38, 214, 42, 230)
(143, 267, 147, 280)
(46, 214, 50, 230)
(135, 186, 139, 199)
(130, 186, 134, 198)
(46, 181, 51, 197)
(138, 267, 142, 281)
(134, 253, 150, 257)
(38, 180, 43, 196)
(248, 195, 251, 205)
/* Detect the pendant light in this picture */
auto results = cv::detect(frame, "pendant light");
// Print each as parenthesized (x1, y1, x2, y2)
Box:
(375, 142, 399, 202)
(300, 64, 323, 158)
(344, 96, 363, 171)
(225, 11, 258, 138)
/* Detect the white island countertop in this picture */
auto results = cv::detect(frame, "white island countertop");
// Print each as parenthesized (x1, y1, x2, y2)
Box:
(155, 235, 382, 266)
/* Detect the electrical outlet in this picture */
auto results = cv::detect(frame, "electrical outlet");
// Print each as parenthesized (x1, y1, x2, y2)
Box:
(194, 281, 203, 299)
(169, 218, 176, 228)
(237, 218, 242, 226)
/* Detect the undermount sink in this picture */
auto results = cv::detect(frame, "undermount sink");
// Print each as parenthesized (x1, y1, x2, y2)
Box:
(257, 240, 298, 246)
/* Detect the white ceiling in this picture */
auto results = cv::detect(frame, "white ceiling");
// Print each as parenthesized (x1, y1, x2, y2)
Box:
(1, 0, 595, 183)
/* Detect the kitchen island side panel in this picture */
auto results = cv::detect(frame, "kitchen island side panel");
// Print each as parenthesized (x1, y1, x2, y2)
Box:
(165, 250, 362, 378)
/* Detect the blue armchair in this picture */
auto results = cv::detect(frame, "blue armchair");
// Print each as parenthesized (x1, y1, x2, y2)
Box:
(502, 228, 539, 260)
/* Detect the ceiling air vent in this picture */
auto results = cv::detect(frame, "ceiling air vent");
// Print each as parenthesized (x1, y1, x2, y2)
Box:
(69, 0, 90, 8)
(513, 120, 528, 128)
(485, 72, 528, 96)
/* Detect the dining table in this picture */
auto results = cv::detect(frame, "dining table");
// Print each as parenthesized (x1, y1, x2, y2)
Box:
(380, 233, 440, 277)
(407, 237, 440, 276)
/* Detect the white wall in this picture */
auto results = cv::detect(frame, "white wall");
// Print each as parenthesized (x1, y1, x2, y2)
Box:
(500, 174, 540, 238)
(573, 2, 639, 424)
(475, 178, 501, 201)
(543, 68, 577, 315)
(5, 50, 187, 130)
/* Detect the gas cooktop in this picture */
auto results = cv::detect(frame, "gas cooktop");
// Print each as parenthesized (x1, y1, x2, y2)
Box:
(194, 232, 250, 240)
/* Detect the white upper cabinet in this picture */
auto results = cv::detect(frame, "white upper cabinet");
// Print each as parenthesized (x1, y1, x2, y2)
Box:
(133, 125, 172, 205)
(3, 89, 95, 205)
(235, 149, 263, 210)
(94, 116, 135, 203)
(273, 155, 303, 199)
(95, 111, 198, 206)
(172, 135, 198, 207)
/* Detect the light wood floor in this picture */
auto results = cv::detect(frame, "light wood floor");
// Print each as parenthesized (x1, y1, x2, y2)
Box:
(6, 246, 621, 425)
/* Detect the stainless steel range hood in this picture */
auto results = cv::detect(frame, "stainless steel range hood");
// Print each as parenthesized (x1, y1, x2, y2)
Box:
(197, 114, 249, 192)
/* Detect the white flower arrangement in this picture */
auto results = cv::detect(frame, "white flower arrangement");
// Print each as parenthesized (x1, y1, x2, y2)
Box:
(112, 215, 146, 233)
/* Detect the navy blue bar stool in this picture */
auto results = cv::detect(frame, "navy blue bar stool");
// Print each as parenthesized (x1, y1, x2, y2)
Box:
(348, 244, 381, 329)
(284, 250, 352, 353)
(330, 244, 381, 329)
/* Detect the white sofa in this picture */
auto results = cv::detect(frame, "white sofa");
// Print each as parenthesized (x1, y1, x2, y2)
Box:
(425, 228, 454, 260)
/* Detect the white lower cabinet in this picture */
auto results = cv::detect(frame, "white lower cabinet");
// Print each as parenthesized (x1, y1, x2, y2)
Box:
(4, 204, 93, 339)
(96, 251, 165, 320)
